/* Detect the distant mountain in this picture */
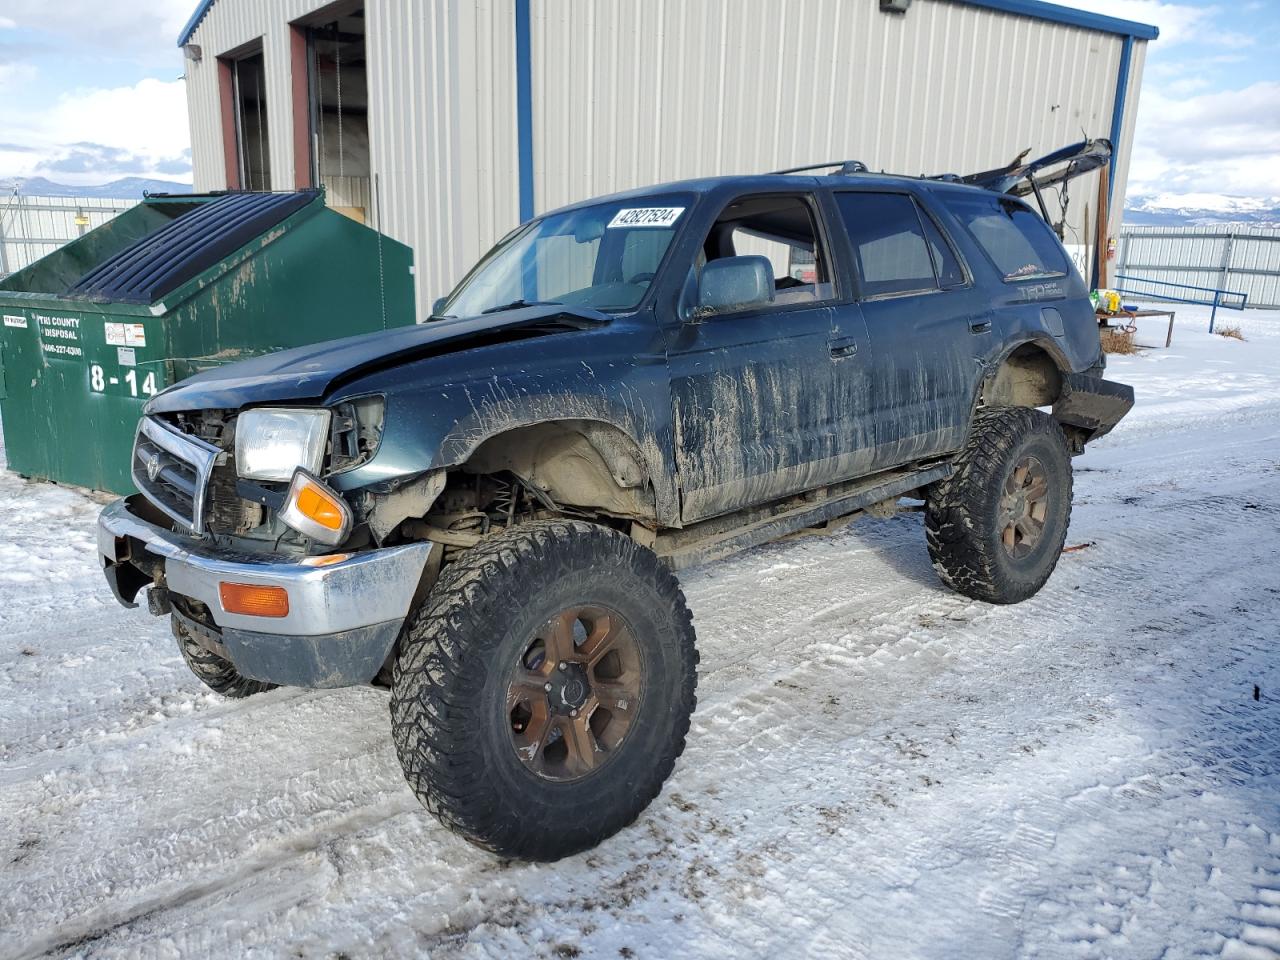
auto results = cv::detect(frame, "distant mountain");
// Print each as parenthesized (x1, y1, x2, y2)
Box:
(0, 176, 193, 199)
(1123, 193, 1280, 228)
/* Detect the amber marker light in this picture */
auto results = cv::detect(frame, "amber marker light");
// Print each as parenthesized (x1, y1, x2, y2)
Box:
(219, 582, 290, 618)
(279, 469, 353, 547)
(299, 553, 352, 567)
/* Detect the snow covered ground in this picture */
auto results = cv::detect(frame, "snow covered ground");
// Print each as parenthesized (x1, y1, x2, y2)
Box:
(1, 305, 1278, 959)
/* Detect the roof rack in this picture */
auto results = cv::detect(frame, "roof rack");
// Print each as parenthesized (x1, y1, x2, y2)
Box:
(770, 160, 869, 176)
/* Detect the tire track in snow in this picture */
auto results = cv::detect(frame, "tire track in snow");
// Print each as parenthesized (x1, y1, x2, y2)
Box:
(0, 419, 1276, 957)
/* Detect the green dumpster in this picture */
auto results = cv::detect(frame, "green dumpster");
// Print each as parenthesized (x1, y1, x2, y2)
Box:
(0, 189, 415, 494)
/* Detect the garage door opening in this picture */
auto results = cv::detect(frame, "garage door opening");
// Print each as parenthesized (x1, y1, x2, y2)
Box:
(220, 44, 271, 191)
(302, 4, 370, 223)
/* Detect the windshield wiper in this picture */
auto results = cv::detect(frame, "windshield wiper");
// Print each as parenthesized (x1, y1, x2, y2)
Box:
(481, 299, 563, 315)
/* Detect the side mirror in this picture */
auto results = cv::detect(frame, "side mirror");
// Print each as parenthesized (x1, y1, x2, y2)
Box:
(693, 255, 775, 319)
(431, 296, 449, 317)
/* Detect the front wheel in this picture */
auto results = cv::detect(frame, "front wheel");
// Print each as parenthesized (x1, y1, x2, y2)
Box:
(390, 519, 698, 861)
(174, 620, 277, 698)
(925, 407, 1073, 604)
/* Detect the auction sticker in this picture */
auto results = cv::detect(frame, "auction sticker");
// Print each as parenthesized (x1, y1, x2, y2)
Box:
(607, 207, 685, 228)
(3, 314, 27, 328)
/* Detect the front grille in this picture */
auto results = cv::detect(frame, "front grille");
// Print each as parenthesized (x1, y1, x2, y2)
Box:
(132, 416, 221, 532)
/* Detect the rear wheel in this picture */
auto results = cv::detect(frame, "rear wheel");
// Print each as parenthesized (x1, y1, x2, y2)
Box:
(390, 519, 698, 861)
(926, 407, 1072, 604)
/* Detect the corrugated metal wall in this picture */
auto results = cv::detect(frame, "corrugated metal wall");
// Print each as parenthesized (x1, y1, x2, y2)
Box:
(1116, 226, 1280, 309)
(0, 196, 137, 277)
(532, 0, 1143, 241)
(185, 0, 1147, 320)
(186, 0, 518, 321)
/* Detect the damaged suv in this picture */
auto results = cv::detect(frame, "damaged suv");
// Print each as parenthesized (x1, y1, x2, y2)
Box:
(99, 140, 1132, 860)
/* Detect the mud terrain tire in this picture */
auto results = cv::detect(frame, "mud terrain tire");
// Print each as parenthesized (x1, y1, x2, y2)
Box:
(390, 519, 698, 861)
(926, 407, 1072, 604)
(175, 628, 278, 698)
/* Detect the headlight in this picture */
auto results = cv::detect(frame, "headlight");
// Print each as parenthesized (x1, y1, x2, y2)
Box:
(235, 407, 331, 482)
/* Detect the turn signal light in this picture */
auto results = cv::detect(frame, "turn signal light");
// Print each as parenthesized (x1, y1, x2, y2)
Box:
(299, 553, 352, 567)
(219, 582, 290, 618)
(295, 480, 345, 530)
(279, 469, 353, 547)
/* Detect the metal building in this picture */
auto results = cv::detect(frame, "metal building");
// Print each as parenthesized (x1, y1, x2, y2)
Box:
(178, 0, 1158, 320)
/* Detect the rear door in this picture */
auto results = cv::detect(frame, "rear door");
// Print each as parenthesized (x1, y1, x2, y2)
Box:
(831, 189, 989, 470)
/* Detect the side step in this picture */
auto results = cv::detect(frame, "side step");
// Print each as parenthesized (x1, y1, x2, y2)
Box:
(654, 463, 952, 571)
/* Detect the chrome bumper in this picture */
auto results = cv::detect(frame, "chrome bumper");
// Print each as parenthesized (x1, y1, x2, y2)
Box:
(98, 496, 433, 687)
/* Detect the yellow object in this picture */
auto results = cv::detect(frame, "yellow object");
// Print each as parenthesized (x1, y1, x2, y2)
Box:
(299, 553, 352, 567)
(1100, 290, 1121, 314)
(292, 476, 347, 531)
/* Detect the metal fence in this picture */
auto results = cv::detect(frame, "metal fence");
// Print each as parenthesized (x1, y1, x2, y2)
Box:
(1116, 224, 1280, 310)
(0, 194, 138, 278)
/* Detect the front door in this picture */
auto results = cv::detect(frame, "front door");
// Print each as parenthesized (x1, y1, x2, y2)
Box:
(666, 193, 844, 522)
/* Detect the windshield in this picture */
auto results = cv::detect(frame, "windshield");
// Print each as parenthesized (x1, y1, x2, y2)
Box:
(441, 196, 693, 317)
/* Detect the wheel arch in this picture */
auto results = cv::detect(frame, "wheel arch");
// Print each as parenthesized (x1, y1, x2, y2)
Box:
(451, 418, 668, 524)
(978, 338, 1069, 411)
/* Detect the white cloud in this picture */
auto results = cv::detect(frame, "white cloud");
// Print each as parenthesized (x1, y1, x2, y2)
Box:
(3, 77, 191, 184)
(1055, 0, 1279, 201)
(50, 78, 190, 162)
(0, 16, 19, 30)
(1055, 0, 1254, 47)
(0, 0, 192, 67)
(0, 61, 39, 94)
(1129, 82, 1280, 197)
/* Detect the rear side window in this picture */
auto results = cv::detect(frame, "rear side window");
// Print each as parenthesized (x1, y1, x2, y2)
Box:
(918, 209, 966, 288)
(834, 192, 960, 298)
(942, 193, 1069, 282)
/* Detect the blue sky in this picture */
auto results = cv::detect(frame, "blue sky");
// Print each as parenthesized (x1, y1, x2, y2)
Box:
(0, 0, 1277, 200)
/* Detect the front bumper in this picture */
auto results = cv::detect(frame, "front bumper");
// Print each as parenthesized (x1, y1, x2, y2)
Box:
(98, 495, 433, 688)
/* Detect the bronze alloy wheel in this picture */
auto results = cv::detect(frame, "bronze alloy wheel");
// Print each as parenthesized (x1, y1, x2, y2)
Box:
(505, 604, 643, 782)
(999, 455, 1050, 559)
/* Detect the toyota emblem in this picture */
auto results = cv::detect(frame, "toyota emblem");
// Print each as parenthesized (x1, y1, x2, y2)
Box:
(146, 452, 163, 483)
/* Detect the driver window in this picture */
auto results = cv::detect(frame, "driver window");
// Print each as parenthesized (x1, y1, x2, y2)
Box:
(702, 195, 835, 307)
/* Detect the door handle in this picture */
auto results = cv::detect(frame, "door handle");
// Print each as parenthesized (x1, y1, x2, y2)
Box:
(829, 336, 860, 358)
(968, 311, 994, 334)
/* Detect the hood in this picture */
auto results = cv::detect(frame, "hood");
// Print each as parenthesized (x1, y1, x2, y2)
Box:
(145, 304, 610, 413)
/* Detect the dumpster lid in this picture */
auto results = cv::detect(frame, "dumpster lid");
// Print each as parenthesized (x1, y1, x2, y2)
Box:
(64, 190, 318, 305)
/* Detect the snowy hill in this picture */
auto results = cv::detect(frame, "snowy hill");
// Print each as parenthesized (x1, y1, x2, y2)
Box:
(1124, 192, 1280, 227)
(0, 176, 193, 199)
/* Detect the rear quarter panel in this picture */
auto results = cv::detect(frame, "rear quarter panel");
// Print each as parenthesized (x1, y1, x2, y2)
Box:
(921, 184, 1103, 376)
